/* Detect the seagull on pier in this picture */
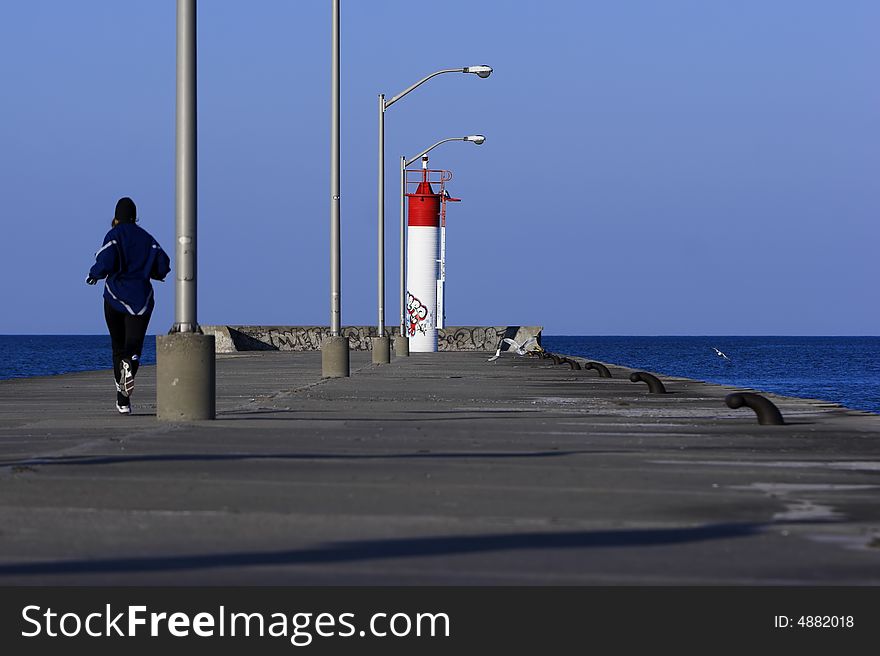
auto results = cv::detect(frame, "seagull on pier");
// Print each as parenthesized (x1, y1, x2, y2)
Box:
(488, 337, 542, 362)
(713, 347, 730, 360)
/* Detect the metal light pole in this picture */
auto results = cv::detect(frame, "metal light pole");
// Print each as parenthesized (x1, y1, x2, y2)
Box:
(157, 0, 216, 420)
(372, 92, 391, 364)
(398, 153, 406, 353)
(174, 0, 197, 334)
(322, 0, 349, 377)
(400, 136, 485, 344)
(377, 65, 492, 360)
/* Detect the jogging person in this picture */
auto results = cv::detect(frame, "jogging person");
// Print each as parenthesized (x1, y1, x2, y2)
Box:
(86, 197, 171, 414)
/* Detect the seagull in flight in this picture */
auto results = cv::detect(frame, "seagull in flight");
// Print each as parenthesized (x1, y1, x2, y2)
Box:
(488, 337, 542, 361)
(713, 347, 730, 360)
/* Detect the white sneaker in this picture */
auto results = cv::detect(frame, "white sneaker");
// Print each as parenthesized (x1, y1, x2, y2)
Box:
(116, 402, 132, 415)
(120, 360, 135, 397)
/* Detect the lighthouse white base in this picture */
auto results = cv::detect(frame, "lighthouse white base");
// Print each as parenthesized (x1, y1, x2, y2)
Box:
(406, 225, 439, 352)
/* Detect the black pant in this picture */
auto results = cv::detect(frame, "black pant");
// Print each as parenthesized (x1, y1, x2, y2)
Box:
(104, 300, 152, 382)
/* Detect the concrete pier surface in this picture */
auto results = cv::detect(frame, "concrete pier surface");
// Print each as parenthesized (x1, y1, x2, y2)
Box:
(0, 351, 878, 585)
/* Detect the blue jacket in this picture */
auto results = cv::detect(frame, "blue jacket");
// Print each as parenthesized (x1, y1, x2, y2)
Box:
(89, 223, 171, 315)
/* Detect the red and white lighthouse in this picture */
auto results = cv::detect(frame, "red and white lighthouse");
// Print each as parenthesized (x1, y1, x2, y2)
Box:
(406, 161, 441, 351)
(405, 159, 459, 352)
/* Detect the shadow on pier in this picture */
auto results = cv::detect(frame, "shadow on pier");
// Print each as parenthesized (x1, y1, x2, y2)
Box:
(1, 449, 595, 469)
(0, 522, 782, 577)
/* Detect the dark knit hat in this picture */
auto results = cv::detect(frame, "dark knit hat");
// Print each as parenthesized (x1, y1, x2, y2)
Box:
(114, 197, 137, 224)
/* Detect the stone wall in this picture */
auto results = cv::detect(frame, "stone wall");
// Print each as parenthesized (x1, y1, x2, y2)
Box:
(437, 326, 542, 352)
(201, 325, 542, 354)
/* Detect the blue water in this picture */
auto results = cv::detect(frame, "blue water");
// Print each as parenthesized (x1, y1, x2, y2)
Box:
(0, 335, 157, 381)
(542, 336, 880, 414)
(1, 335, 878, 414)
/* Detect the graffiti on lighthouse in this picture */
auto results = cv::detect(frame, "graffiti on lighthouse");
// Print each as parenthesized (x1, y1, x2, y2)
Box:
(407, 292, 433, 337)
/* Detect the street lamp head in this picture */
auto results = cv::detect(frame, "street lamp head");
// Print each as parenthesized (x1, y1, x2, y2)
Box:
(464, 65, 493, 78)
(464, 135, 486, 145)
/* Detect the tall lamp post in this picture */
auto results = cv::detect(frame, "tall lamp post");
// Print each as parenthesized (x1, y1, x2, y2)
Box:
(377, 65, 491, 361)
(157, 0, 216, 421)
(322, 0, 349, 377)
(400, 136, 485, 347)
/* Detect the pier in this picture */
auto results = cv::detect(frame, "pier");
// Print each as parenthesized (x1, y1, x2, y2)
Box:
(1, 350, 878, 584)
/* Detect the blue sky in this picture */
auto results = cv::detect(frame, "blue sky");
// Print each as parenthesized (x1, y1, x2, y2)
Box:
(1, 1, 877, 335)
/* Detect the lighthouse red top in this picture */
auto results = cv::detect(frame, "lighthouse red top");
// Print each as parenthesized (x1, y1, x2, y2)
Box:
(406, 179, 442, 228)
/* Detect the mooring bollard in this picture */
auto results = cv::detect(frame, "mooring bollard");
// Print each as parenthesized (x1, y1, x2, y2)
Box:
(584, 362, 612, 378)
(725, 392, 785, 425)
(560, 357, 582, 370)
(629, 371, 667, 394)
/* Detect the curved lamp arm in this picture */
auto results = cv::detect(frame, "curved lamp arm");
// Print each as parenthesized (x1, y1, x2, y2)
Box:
(385, 65, 492, 109)
(406, 137, 464, 166)
(406, 135, 485, 167)
(386, 69, 464, 109)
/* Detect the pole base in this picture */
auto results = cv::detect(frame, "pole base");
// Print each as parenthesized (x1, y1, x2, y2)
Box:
(393, 335, 410, 357)
(156, 333, 216, 421)
(322, 335, 350, 377)
(371, 335, 391, 364)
